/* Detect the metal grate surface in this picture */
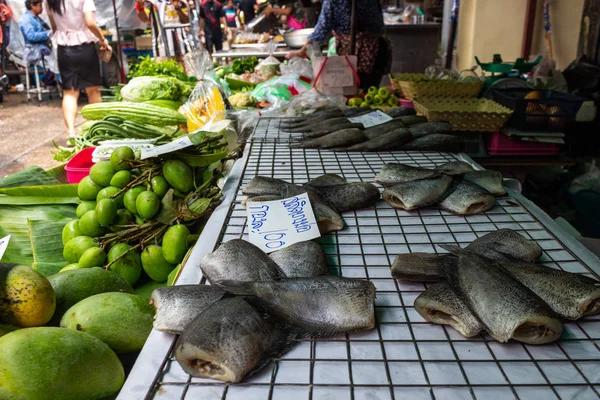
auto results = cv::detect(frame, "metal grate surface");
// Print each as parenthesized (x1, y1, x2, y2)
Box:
(148, 142, 600, 400)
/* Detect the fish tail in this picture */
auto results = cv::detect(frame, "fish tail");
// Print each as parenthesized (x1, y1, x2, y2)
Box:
(217, 280, 256, 296)
(439, 244, 465, 255)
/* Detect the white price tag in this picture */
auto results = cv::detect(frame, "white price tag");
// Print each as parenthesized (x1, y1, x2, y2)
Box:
(140, 136, 193, 160)
(246, 193, 321, 253)
(0, 235, 11, 261)
(348, 110, 393, 128)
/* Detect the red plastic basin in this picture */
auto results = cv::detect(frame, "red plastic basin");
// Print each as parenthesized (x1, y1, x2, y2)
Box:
(65, 147, 95, 183)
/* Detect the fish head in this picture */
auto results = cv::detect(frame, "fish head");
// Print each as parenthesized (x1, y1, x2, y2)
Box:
(581, 284, 600, 316)
(511, 315, 563, 345)
(177, 344, 241, 382)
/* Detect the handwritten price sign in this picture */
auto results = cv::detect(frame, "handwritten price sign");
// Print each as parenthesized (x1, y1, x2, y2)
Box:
(247, 193, 320, 253)
(0, 235, 11, 261)
(348, 110, 393, 128)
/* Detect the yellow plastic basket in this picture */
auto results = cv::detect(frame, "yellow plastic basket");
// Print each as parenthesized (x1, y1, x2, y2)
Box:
(390, 73, 483, 100)
(413, 98, 514, 131)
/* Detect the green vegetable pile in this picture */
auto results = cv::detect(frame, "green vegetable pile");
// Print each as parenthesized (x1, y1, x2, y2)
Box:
(120, 76, 192, 103)
(128, 56, 192, 82)
(348, 86, 399, 108)
(230, 57, 259, 75)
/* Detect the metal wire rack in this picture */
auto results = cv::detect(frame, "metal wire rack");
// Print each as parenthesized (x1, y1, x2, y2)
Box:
(137, 138, 600, 400)
(241, 117, 325, 143)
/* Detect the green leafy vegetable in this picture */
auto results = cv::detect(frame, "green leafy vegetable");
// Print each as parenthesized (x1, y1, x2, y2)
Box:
(128, 56, 190, 81)
(120, 76, 191, 102)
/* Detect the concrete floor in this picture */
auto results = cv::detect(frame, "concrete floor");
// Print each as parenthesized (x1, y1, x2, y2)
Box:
(0, 92, 84, 178)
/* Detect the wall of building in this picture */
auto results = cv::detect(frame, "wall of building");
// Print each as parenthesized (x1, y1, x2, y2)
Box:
(456, 0, 584, 72)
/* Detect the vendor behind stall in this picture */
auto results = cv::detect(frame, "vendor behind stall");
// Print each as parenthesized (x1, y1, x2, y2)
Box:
(286, 0, 390, 90)
(262, 0, 318, 30)
(135, 0, 189, 58)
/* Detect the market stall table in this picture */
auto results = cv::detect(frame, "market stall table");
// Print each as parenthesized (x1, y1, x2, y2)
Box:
(119, 118, 600, 400)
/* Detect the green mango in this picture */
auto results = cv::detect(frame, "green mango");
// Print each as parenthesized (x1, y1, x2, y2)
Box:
(60, 292, 154, 354)
(0, 327, 124, 400)
(162, 159, 194, 193)
(48, 268, 133, 326)
(161, 224, 190, 264)
(63, 236, 98, 264)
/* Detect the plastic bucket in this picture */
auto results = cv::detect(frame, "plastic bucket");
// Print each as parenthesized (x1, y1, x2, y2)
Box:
(65, 147, 95, 183)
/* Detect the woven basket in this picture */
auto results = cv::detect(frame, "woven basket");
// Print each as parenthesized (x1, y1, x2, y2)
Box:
(390, 73, 483, 100)
(413, 98, 514, 132)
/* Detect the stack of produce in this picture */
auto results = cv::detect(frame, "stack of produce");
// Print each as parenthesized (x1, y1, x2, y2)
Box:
(392, 229, 600, 344)
(151, 239, 376, 383)
(242, 174, 380, 234)
(0, 263, 155, 399)
(64, 143, 226, 287)
(288, 107, 465, 152)
(347, 86, 399, 108)
(375, 161, 505, 215)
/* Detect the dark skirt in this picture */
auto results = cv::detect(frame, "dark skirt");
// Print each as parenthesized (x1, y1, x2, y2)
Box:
(57, 42, 102, 90)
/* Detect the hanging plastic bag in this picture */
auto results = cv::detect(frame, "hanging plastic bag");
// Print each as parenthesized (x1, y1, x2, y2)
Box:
(283, 87, 347, 116)
(280, 56, 313, 79)
(180, 49, 227, 132)
(570, 161, 600, 194)
(255, 41, 281, 76)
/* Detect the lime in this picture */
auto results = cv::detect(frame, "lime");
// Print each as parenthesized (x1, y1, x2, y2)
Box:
(78, 247, 106, 269)
(135, 191, 160, 220)
(96, 199, 118, 227)
(109, 170, 132, 189)
(348, 97, 363, 107)
(79, 211, 104, 237)
(89, 161, 116, 187)
(123, 186, 146, 215)
(141, 245, 175, 282)
(97, 187, 124, 209)
(378, 87, 391, 100)
(150, 175, 170, 198)
(78, 176, 103, 201)
(110, 146, 135, 171)
(76, 201, 96, 218)
(62, 220, 82, 246)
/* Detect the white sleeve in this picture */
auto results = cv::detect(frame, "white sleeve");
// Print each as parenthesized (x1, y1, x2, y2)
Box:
(83, 0, 96, 12)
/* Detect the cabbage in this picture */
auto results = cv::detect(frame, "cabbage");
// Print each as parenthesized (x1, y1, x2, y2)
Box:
(120, 76, 192, 102)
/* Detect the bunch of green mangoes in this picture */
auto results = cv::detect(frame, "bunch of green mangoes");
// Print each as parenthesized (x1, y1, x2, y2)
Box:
(62, 146, 194, 287)
(347, 86, 399, 108)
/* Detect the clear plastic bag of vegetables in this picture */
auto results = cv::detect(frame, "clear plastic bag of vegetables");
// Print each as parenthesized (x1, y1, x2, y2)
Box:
(180, 50, 227, 132)
(120, 76, 192, 102)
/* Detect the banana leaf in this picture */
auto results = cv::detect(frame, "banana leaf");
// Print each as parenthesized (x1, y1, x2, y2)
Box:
(0, 196, 80, 205)
(0, 205, 76, 265)
(175, 151, 229, 167)
(0, 166, 60, 188)
(0, 184, 78, 197)
(28, 219, 70, 277)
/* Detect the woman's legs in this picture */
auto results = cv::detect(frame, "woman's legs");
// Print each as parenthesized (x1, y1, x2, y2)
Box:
(85, 86, 102, 104)
(62, 88, 80, 137)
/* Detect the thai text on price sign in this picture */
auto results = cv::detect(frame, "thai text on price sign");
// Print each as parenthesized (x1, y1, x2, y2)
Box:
(246, 193, 320, 253)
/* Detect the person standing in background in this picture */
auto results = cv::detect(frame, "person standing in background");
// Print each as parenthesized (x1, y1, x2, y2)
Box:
(199, 0, 227, 54)
(134, 0, 189, 58)
(286, 0, 391, 90)
(236, 0, 256, 25)
(262, 0, 317, 30)
(46, 0, 109, 139)
(223, 0, 237, 47)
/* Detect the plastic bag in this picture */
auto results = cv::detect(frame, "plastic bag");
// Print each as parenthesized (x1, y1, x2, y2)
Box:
(282, 87, 347, 116)
(570, 161, 600, 194)
(252, 74, 310, 100)
(255, 42, 281, 76)
(527, 57, 569, 92)
(280, 57, 313, 79)
(180, 50, 226, 132)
